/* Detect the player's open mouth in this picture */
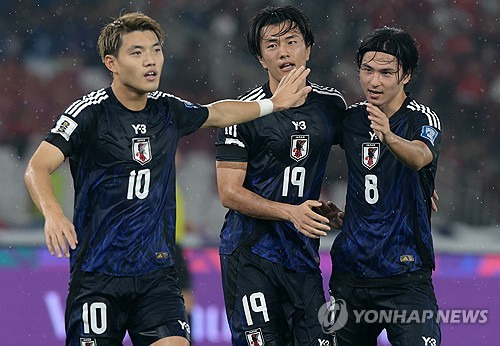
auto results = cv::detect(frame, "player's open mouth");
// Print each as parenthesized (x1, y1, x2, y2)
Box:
(280, 62, 295, 71)
(368, 89, 382, 96)
(145, 71, 157, 80)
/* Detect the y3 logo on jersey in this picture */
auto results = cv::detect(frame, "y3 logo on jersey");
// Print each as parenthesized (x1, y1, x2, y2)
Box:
(292, 120, 307, 130)
(177, 320, 191, 334)
(422, 336, 437, 346)
(132, 123, 147, 134)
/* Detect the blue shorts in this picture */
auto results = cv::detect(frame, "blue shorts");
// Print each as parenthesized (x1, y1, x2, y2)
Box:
(65, 266, 190, 346)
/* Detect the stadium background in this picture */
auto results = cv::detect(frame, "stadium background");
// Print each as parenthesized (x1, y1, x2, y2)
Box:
(0, 0, 498, 345)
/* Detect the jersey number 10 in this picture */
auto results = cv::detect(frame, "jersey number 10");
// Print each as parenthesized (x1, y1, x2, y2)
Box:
(127, 169, 151, 200)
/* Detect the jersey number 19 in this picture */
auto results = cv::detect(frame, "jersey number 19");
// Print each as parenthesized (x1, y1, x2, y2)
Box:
(282, 166, 306, 198)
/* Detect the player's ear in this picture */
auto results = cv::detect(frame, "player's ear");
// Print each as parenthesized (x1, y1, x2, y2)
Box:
(401, 72, 411, 86)
(258, 55, 268, 71)
(305, 45, 311, 62)
(104, 55, 117, 73)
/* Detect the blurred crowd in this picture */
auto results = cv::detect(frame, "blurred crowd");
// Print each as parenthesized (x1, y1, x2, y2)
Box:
(0, 0, 498, 231)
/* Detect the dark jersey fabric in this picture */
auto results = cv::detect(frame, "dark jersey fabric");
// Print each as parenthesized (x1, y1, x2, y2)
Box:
(216, 81, 346, 273)
(331, 96, 442, 283)
(46, 87, 208, 276)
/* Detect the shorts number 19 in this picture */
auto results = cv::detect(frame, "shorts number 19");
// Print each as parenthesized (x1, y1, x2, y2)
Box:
(242, 292, 269, 326)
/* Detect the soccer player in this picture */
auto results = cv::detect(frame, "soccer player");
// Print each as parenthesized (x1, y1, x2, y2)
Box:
(329, 27, 442, 345)
(215, 6, 345, 345)
(23, 12, 311, 346)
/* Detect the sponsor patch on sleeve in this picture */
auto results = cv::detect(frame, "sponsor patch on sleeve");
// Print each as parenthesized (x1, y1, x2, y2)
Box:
(420, 125, 438, 146)
(51, 115, 78, 141)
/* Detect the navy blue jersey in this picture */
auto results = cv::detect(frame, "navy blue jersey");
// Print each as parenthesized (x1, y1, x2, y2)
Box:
(45, 87, 208, 276)
(331, 96, 442, 280)
(216, 82, 346, 273)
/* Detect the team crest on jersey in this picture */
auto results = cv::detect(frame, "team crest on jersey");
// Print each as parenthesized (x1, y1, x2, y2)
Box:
(290, 135, 309, 162)
(80, 338, 96, 346)
(246, 328, 265, 346)
(362, 143, 380, 170)
(132, 138, 152, 165)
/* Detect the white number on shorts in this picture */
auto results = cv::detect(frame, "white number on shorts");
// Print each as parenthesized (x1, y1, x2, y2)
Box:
(242, 292, 269, 326)
(364, 174, 379, 204)
(127, 168, 151, 200)
(82, 302, 107, 335)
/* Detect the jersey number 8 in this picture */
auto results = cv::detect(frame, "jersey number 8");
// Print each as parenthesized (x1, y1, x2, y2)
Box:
(365, 174, 379, 204)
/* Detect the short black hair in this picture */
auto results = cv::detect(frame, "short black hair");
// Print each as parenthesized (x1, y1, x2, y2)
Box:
(356, 27, 419, 82)
(247, 5, 314, 59)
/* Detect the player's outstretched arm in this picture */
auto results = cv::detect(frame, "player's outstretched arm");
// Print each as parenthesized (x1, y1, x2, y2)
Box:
(366, 103, 433, 170)
(24, 141, 78, 258)
(216, 161, 330, 239)
(202, 66, 311, 128)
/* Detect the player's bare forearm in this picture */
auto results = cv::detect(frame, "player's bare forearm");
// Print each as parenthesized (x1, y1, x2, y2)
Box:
(216, 162, 290, 220)
(24, 142, 65, 216)
(383, 134, 432, 171)
(216, 161, 329, 238)
(367, 103, 432, 170)
(202, 67, 311, 128)
(25, 141, 78, 257)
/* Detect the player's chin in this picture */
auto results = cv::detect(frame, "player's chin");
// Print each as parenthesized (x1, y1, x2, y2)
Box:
(142, 83, 159, 93)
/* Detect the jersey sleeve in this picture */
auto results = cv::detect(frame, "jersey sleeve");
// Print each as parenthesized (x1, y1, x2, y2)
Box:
(328, 92, 347, 146)
(44, 104, 96, 158)
(332, 103, 346, 146)
(167, 95, 209, 137)
(215, 123, 251, 162)
(410, 111, 442, 160)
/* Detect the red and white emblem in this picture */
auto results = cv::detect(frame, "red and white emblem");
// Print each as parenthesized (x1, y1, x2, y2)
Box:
(290, 135, 309, 162)
(245, 328, 265, 346)
(80, 338, 96, 346)
(132, 138, 152, 165)
(362, 142, 380, 170)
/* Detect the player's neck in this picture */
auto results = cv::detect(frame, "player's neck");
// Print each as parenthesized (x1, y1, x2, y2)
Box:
(380, 92, 407, 118)
(268, 77, 306, 97)
(111, 82, 148, 111)
(268, 78, 279, 95)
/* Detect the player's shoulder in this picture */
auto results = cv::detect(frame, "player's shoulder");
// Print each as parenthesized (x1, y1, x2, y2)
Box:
(237, 85, 267, 101)
(309, 82, 347, 109)
(148, 90, 202, 109)
(345, 100, 368, 116)
(62, 88, 109, 118)
(405, 98, 442, 130)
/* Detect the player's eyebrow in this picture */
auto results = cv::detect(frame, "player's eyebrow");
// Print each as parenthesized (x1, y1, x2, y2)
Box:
(263, 37, 279, 43)
(361, 62, 397, 72)
(126, 41, 161, 52)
